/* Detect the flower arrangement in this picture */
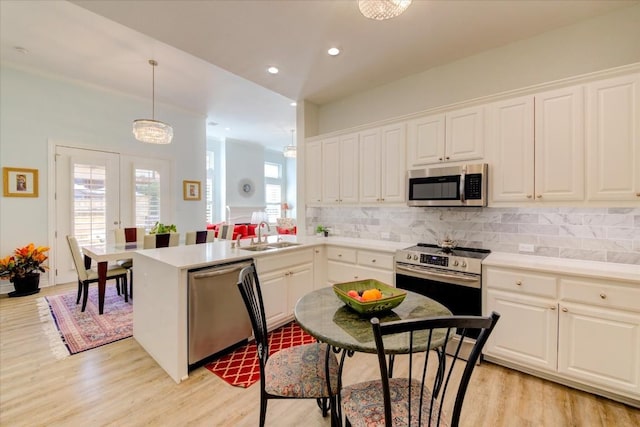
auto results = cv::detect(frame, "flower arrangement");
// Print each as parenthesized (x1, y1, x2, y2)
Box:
(0, 243, 50, 282)
(150, 222, 177, 234)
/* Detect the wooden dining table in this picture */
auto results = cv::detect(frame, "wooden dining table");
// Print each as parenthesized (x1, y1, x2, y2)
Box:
(81, 242, 140, 314)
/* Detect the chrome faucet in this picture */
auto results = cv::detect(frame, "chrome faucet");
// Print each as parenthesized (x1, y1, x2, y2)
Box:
(258, 221, 271, 244)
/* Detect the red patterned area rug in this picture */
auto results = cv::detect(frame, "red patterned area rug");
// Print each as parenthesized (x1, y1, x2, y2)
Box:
(205, 322, 316, 388)
(37, 285, 133, 357)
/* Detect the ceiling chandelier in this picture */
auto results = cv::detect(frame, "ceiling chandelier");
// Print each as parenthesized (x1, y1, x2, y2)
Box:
(283, 129, 296, 158)
(133, 59, 174, 144)
(358, 0, 412, 20)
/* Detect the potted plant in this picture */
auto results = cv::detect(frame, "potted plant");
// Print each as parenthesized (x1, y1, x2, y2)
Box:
(315, 225, 329, 237)
(0, 243, 49, 297)
(150, 222, 177, 234)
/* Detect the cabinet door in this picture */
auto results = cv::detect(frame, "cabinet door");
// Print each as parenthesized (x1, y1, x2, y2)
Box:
(485, 289, 558, 371)
(534, 85, 585, 201)
(305, 141, 323, 204)
(406, 113, 445, 167)
(380, 123, 406, 203)
(313, 246, 328, 289)
(586, 73, 640, 201)
(260, 270, 290, 328)
(287, 262, 314, 315)
(339, 133, 359, 203)
(322, 137, 340, 204)
(359, 128, 382, 203)
(487, 96, 535, 202)
(558, 302, 640, 396)
(446, 105, 485, 162)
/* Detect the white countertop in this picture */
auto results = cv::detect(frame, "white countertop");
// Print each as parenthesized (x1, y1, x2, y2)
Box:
(483, 252, 640, 283)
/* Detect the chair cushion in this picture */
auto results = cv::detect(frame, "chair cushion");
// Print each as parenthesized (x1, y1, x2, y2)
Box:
(264, 342, 339, 398)
(86, 265, 129, 282)
(117, 259, 133, 269)
(341, 378, 448, 427)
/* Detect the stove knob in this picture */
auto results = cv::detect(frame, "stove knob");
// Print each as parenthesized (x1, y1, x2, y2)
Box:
(461, 261, 467, 268)
(413, 255, 419, 261)
(452, 260, 459, 266)
(406, 254, 412, 260)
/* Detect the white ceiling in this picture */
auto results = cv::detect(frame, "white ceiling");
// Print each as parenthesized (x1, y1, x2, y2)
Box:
(1, 0, 637, 150)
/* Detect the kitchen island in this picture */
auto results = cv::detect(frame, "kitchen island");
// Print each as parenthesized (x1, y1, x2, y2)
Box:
(131, 235, 405, 383)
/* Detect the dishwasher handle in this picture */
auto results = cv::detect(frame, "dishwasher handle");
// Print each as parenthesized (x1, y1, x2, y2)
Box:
(191, 261, 252, 280)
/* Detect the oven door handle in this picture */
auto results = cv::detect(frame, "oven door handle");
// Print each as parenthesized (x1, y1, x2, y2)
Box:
(395, 264, 481, 289)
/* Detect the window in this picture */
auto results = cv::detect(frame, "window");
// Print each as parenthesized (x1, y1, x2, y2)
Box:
(72, 163, 107, 245)
(264, 162, 282, 223)
(134, 168, 161, 230)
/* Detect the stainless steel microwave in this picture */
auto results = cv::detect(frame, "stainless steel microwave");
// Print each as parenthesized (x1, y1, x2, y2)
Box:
(407, 163, 488, 207)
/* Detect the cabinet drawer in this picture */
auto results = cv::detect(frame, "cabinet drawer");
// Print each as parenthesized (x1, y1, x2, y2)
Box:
(485, 267, 557, 298)
(357, 250, 394, 270)
(560, 278, 640, 313)
(256, 249, 313, 274)
(327, 246, 357, 263)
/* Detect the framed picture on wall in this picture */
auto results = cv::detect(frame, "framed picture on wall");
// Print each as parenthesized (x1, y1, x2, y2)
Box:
(3, 167, 39, 198)
(183, 180, 201, 201)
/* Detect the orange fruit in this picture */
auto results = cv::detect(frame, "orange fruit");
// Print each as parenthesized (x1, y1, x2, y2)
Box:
(362, 289, 382, 301)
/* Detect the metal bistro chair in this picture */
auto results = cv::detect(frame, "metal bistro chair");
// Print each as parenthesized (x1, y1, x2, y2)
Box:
(114, 227, 145, 300)
(66, 235, 129, 312)
(185, 230, 216, 245)
(236, 263, 340, 427)
(341, 312, 500, 427)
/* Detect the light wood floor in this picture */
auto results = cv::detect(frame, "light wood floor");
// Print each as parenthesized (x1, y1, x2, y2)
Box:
(1, 283, 638, 427)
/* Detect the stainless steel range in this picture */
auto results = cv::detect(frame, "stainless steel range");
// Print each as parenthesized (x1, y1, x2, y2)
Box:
(395, 242, 491, 357)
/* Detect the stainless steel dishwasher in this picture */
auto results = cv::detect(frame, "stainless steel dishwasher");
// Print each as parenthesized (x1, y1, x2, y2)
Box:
(188, 259, 253, 366)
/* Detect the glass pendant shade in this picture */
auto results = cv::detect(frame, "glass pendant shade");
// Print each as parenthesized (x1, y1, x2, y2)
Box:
(133, 119, 173, 144)
(133, 59, 174, 144)
(283, 145, 296, 158)
(358, 0, 412, 20)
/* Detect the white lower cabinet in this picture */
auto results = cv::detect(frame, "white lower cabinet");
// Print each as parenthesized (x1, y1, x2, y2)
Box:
(255, 249, 314, 330)
(326, 246, 394, 285)
(484, 264, 640, 405)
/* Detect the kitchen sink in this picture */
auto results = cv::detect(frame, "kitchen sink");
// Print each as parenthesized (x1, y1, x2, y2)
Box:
(241, 241, 301, 251)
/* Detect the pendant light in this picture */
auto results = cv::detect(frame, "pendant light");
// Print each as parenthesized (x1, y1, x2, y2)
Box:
(283, 129, 296, 158)
(133, 59, 174, 144)
(358, 0, 412, 20)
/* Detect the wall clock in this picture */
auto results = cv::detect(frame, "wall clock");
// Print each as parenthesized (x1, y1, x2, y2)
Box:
(239, 179, 255, 197)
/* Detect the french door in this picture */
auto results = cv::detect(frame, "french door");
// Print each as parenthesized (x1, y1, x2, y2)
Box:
(55, 146, 120, 284)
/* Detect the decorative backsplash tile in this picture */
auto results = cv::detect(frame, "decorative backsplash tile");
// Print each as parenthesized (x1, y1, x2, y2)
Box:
(307, 206, 640, 266)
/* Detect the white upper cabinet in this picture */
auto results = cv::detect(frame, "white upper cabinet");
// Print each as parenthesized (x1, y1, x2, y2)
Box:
(534, 85, 585, 201)
(305, 140, 323, 204)
(360, 123, 406, 204)
(322, 133, 359, 204)
(489, 85, 585, 203)
(586, 73, 640, 201)
(407, 106, 484, 168)
(487, 95, 535, 202)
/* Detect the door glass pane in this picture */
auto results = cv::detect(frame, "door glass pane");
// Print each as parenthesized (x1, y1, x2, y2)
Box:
(135, 168, 161, 231)
(265, 183, 282, 223)
(73, 163, 107, 245)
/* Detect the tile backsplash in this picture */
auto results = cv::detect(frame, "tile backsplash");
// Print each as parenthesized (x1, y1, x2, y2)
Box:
(306, 206, 640, 265)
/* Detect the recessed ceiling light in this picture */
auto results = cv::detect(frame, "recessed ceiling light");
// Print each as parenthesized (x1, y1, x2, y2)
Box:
(327, 47, 340, 56)
(267, 66, 279, 74)
(290, 102, 297, 107)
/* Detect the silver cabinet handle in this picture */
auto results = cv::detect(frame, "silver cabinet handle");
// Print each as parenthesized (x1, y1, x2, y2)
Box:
(600, 293, 607, 299)
(536, 194, 542, 199)
(562, 307, 568, 312)
(550, 306, 556, 310)
(526, 195, 533, 199)
(516, 280, 522, 286)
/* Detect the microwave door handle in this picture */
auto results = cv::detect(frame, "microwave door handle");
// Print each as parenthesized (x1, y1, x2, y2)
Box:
(459, 170, 466, 203)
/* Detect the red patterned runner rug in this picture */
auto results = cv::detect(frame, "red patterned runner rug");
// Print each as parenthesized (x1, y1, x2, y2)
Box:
(37, 285, 133, 356)
(205, 322, 316, 388)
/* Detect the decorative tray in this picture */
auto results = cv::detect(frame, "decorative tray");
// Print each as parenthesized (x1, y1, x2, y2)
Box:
(333, 279, 406, 315)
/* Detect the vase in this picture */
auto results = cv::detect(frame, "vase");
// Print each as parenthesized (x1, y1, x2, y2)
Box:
(9, 272, 41, 297)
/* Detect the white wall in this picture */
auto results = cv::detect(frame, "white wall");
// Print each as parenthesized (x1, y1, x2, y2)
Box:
(0, 65, 206, 277)
(224, 138, 265, 210)
(314, 4, 640, 135)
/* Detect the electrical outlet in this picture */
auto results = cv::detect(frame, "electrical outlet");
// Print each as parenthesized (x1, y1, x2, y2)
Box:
(519, 243, 535, 253)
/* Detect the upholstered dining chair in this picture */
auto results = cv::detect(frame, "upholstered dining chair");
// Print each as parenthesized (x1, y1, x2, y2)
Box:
(341, 312, 500, 427)
(185, 230, 216, 245)
(236, 263, 340, 427)
(113, 227, 145, 300)
(143, 232, 180, 249)
(66, 235, 129, 312)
